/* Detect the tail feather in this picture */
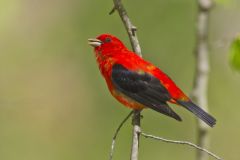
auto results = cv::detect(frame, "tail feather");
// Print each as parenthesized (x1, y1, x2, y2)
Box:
(177, 100, 216, 127)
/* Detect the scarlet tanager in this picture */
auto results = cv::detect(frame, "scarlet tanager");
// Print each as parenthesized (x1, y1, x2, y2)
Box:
(88, 34, 216, 127)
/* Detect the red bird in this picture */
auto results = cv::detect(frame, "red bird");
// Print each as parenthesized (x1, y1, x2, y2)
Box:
(88, 34, 216, 127)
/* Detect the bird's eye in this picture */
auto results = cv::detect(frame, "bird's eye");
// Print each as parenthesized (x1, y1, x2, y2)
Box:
(105, 37, 112, 43)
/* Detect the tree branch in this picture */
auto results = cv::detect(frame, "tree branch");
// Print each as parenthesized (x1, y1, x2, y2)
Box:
(130, 110, 141, 160)
(191, 0, 214, 160)
(111, 0, 142, 56)
(111, 1, 142, 160)
(109, 111, 134, 160)
(141, 132, 222, 160)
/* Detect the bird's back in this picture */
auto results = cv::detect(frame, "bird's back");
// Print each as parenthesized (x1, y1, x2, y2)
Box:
(109, 51, 189, 103)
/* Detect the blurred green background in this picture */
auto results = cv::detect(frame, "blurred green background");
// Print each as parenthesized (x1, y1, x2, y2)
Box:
(0, 0, 240, 159)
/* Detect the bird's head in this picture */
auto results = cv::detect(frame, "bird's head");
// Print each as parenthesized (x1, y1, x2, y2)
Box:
(88, 34, 126, 54)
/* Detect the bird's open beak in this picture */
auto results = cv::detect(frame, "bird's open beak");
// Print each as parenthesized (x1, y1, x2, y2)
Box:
(88, 38, 102, 47)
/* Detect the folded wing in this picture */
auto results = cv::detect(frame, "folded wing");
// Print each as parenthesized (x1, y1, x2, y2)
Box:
(111, 64, 181, 121)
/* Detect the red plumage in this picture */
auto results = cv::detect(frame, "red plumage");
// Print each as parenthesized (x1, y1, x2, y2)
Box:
(88, 34, 216, 127)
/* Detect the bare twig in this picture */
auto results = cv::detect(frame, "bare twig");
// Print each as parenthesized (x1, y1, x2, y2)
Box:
(141, 132, 222, 160)
(109, 6, 116, 15)
(110, 1, 142, 160)
(109, 111, 134, 160)
(112, 0, 142, 56)
(130, 110, 141, 160)
(191, 0, 214, 160)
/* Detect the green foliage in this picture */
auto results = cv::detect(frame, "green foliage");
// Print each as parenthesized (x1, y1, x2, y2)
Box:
(229, 35, 240, 71)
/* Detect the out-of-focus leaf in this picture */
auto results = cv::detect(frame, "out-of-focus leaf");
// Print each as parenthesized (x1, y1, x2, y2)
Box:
(229, 35, 240, 71)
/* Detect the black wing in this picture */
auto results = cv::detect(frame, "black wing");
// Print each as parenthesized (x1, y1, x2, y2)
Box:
(111, 64, 182, 121)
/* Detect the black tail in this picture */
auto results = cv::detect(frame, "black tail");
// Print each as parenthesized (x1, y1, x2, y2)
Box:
(177, 100, 216, 127)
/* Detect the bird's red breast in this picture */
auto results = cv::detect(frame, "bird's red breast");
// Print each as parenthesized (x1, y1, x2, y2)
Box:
(88, 33, 216, 127)
(90, 34, 189, 110)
